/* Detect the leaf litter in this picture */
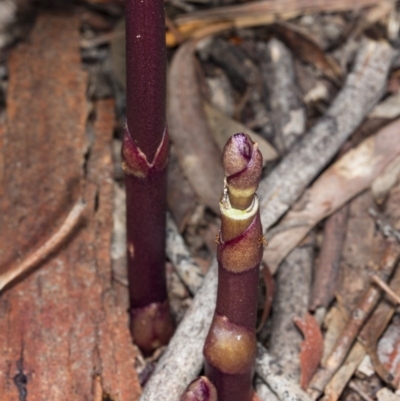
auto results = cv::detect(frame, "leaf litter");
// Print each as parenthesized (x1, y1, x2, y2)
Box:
(1, 1, 400, 401)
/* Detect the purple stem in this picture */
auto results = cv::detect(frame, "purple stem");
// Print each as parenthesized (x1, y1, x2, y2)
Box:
(125, 0, 166, 159)
(204, 134, 263, 401)
(123, 0, 173, 354)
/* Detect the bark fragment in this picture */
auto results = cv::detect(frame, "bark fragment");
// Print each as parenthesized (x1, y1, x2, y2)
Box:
(0, 15, 140, 400)
(308, 240, 400, 399)
(0, 201, 86, 291)
(310, 205, 348, 311)
(269, 240, 313, 380)
(294, 313, 324, 390)
(359, 268, 400, 388)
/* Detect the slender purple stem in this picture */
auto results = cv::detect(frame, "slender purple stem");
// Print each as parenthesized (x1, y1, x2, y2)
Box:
(123, 0, 173, 354)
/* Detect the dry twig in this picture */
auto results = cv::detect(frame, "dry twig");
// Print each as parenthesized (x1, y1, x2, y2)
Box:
(348, 381, 375, 401)
(359, 266, 400, 388)
(369, 208, 400, 242)
(370, 274, 400, 305)
(166, 0, 395, 46)
(308, 239, 400, 399)
(263, 118, 400, 273)
(0, 200, 86, 291)
(261, 36, 312, 388)
(269, 241, 313, 379)
(258, 39, 393, 233)
(166, 213, 205, 295)
(256, 344, 313, 401)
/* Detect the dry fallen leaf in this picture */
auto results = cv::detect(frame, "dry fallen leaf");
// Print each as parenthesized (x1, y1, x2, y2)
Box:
(335, 191, 383, 314)
(309, 205, 348, 311)
(203, 102, 278, 165)
(257, 265, 275, 333)
(166, 0, 393, 46)
(273, 22, 342, 81)
(263, 118, 400, 273)
(321, 307, 347, 364)
(294, 313, 323, 390)
(309, 240, 400, 400)
(369, 93, 400, 120)
(371, 155, 400, 204)
(168, 40, 224, 214)
(167, 146, 198, 232)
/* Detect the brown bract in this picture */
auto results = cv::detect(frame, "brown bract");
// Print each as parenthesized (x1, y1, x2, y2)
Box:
(218, 212, 263, 273)
(131, 300, 174, 355)
(122, 127, 169, 178)
(204, 314, 257, 375)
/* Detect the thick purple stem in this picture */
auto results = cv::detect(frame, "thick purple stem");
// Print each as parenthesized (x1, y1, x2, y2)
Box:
(125, 0, 166, 160)
(204, 134, 263, 401)
(125, 147, 168, 308)
(124, 0, 173, 354)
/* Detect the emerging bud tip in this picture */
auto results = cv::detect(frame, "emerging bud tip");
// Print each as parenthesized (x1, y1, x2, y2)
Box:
(221, 133, 263, 210)
(180, 376, 218, 401)
(223, 133, 253, 177)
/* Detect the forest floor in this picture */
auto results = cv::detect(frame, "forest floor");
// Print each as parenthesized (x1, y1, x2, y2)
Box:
(0, 1, 400, 401)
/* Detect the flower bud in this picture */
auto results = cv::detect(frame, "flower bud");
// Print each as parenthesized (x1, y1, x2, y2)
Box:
(180, 376, 218, 401)
(222, 134, 263, 210)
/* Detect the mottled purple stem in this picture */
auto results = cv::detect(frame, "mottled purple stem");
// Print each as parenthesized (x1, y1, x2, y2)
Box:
(204, 134, 263, 401)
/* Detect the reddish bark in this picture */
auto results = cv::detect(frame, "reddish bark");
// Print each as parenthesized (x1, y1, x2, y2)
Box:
(293, 313, 323, 390)
(0, 14, 140, 400)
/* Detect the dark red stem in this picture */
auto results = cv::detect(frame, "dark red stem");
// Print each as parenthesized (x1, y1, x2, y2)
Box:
(125, 0, 166, 160)
(123, 0, 173, 354)
(204, 134, 263, 401)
